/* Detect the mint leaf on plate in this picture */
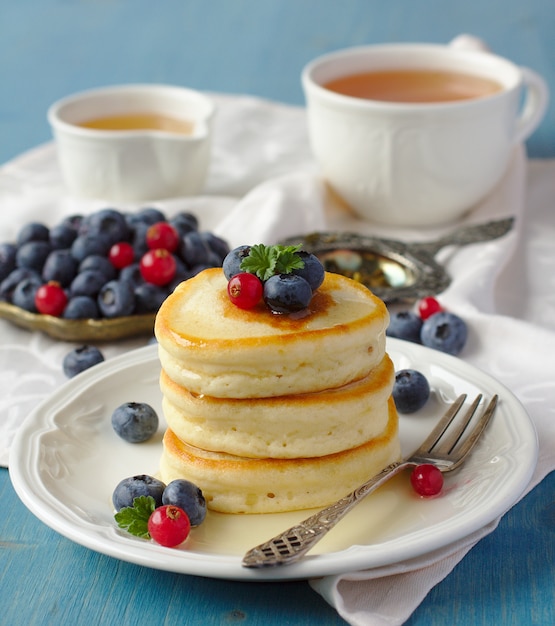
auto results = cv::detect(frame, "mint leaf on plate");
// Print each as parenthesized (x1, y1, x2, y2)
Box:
(114, 495, 156, 539)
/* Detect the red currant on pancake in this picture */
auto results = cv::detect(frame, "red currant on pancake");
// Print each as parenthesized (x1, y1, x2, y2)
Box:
(410, 463, 444, 496)
(146, 221, 179, 253)
(108, 241, 135, 269)
(147, 505, 191, 547)
(34, 281, 68, 316)
(227, 272, 263, 309)
(417, 296, 444, 320)
(140, 249, 177, 286)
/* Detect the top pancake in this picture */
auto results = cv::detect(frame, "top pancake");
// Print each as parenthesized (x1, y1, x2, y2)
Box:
(155, 268, 389, 398)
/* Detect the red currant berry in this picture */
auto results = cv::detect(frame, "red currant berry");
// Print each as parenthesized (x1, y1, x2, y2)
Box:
(410, 464, 444, 497)
(227, 272, 263, 309)
(35, 281, 68, 316)
(146, 222, 179, 253)
(140, 249, 177, 286)
(148, 505, 191, 548)
(109, 241, 135, 269)
(418, 296, 444, 320)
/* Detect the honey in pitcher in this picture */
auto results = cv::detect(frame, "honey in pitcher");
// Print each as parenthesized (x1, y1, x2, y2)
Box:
(323, 69, 503, 103)
(78, 113, 195, 134)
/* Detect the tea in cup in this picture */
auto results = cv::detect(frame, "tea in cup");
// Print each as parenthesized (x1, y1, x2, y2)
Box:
(302, 43, 548, 226)
(48, 84, 215, 202)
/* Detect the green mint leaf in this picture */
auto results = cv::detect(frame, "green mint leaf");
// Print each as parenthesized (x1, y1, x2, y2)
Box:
(114, 495, 156, 539)
(274, 244, 305, 274)
(240, 244, 304, 280)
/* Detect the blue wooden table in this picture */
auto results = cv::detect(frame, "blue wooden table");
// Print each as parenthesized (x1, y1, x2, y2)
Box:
(1, 2, 554, 624)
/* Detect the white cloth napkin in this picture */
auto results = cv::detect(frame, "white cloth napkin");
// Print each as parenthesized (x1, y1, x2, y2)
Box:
(1, 94, 554, 626)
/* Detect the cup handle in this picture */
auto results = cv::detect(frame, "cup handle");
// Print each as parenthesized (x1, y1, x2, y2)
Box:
(514, 67, 549, 144)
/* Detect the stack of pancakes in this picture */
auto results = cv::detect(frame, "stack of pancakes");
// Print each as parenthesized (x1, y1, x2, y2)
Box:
(155, 267, 400, 514)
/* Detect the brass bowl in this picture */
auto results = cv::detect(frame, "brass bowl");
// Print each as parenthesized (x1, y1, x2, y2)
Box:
(0, 300, 155, 342)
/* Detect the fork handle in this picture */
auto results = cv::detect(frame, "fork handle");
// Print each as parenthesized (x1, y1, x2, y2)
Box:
(242, 460, 411, 568)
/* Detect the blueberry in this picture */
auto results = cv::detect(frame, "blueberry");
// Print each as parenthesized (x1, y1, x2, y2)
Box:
(112, 474, 166, 512)
(222, 245, 251, 280)
(16, 222, 49, 246)
(264, 274, 313, 313)
(131, 222, 150, 259)
(71, 234, 111, 262)
(199, 232, 230, 263)
(421, 312, 468, 356)
(85, 208, 131, 245)
(0, 268, 41, 302)
(0, 243, 17, 282)
(128, 207, 167, 227)
(119, 263, 145, 289)
(59, 214, 84, 232)
(134, 283, 168, 313)
(393, 369, 431, 413)
(170, 212, 198, 238)
(42, 249, 78, 287)
(111, 402, 159, 443)
(49, 224, 78, 249)
(12, 275, 43, 312)
(63, 296, 100, 319)
(70, 269, 107, 298)
(62, 345, 105, 378)
(78, 255, 117, 282)
(162, 479, 207, 526)
(179, 231, 211, 267)
(387, 311, 424, 344)
(292, 251, 325, 291)
(15, 241, 52, 271)
(97, 280, 135, 317)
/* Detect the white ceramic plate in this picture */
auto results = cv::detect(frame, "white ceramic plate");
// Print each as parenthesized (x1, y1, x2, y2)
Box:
(10, 339, 537, 581)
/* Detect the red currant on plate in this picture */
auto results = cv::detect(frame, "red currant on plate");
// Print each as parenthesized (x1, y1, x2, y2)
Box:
(109, 241, 135, 269)
(148, 505, 191, 547)
(410, 464, 444, 497)
(417, 296, 444, 320)
(35, 281, 68, 316)
(227, 272, 263, 309)
(146, 222, 179, 253)
(140, 249, 177, 286)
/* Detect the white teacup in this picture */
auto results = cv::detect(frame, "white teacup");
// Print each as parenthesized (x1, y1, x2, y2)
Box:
(302, 43, 549, 226)
(48, 84, 215, 202)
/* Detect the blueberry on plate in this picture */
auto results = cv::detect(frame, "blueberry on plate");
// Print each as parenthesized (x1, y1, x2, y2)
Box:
(62, 345, 105, 378)
(112, 474, 166, 512)
(162, 479, 207, 526)
(387, 311, 423, 344)
(49, 224, 78, 250)
(421, 311, 468, 356)
(111, 402, 159, 443)
(263, 273, 312, 313)
(393, 369, 431, 413)
(180, 231, 211, 267)
(97, 280, 135, 318)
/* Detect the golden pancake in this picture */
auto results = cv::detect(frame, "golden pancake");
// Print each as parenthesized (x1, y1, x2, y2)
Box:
(155, 268, 389, 398)
(160, 354, 394, 458)
(160, 397, 399, 514)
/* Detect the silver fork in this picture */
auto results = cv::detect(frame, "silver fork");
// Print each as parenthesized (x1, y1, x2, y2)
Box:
(242, 393, 498, 568)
